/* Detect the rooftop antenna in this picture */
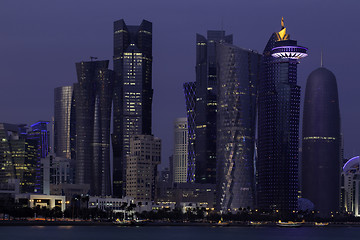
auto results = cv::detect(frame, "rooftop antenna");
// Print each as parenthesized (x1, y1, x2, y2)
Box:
(320, 50, 323, 67)
(90, 56, 98, 61)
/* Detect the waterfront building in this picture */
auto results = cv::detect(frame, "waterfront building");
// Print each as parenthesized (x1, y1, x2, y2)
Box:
(54, 86, 75, 159)
(0, 123, 37, 193)
(342, 156, 360, 216)
(27, 121, 50, 193)
(126, 135, 161, 202)
(216, 43, 261, 212)
(74, 60, 113, 196)
(257, 18, 307, 211)
(195, 30, 232, 184)
(15, 193, 66, 211)
(183, 82, 196, 182)
(112, 19, 153, 197)
(302, 67, 341, 216)
(173, 118, 188, 183)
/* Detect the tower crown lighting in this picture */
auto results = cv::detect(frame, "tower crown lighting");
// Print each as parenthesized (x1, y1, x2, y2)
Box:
(271, 18, 308, 60)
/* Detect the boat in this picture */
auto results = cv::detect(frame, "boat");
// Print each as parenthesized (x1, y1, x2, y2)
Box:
(276, 220, 302, 227)
(314, 222, 329, 226)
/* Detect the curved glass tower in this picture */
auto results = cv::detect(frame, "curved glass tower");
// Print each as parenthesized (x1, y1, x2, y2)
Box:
(54, 86, 75, 159)
(74, 60, 113, 196)
(257, 18, 307, 211)
(302, 67, 341, 216)
(216, 43, 261, 211)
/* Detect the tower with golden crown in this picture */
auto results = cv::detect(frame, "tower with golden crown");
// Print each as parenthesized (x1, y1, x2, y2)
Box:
(257, 18, 308, 213)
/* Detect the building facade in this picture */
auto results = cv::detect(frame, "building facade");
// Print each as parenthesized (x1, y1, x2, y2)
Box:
(183, 82, 196, 182)
(342, 156, 360, 216)
(112, 19, 153, 197)
(257, 19, 307, 211)
(173, 118, 188, 183)
(74, 60, 113, 196)
(0, 123, 38, 193)
(302, 67, 341, 216)
(54, 86, 75, 159)
(126, 135, 160, 202)
(195, 30, 232, 184)
(216, 43, 261, 212)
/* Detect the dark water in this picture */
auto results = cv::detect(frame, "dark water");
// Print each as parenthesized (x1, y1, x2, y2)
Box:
(1, 226, 359, 240)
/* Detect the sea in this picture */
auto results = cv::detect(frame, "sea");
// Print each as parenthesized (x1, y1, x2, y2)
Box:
(1, 226, 359, 240)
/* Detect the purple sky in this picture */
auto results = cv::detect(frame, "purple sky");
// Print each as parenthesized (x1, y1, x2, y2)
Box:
(1, 0, 359, 168)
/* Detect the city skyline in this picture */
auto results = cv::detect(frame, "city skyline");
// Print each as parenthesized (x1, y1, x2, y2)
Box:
(1, 1, 360, 168)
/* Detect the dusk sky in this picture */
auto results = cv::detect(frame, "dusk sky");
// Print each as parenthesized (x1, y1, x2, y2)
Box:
(0, 0, 359, 168)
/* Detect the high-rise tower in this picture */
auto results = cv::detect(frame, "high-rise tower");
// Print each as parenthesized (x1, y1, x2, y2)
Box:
(183, 82, 196, 182)
(173, 118, 188, 183)
(216, 43, 261, 211)
(195, 30, 232, 184)
(257, 18, 307, 211)
(74, 60, 113, 196)
(302, 67, 341, 216)
(54, 86, 75, 159)
(112, 19, 153, 197)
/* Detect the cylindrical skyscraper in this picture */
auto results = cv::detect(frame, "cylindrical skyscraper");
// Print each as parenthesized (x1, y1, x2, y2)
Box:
(54, 86, 75, 159)
(302, 67, 341, 216)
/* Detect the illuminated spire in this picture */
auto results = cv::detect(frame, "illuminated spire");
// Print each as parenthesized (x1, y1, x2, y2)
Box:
(276, 17, 289, 41)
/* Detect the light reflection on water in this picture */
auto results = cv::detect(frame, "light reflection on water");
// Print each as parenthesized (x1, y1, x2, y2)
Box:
(1, 226, 359, 240)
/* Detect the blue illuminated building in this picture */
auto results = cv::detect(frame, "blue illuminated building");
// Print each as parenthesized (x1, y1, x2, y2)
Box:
(27, 121, 50, 193)
(257, 18, 307, 212)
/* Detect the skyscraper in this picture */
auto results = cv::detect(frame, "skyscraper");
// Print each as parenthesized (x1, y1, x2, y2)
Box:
(112, 19, 153, 197)
(302, 67, 341, 216)
(257, 18, 307, 211)
(183, 82, 196, 182)
(173, 118, 188, 183)
(0, 123, 37, 193)
(54, 86, 75, 159)
(216, 43, 261, 211)
(74, 60, 113, 196)
(27, 121, 50, 193)
(195, 30, 232, 184)
(126, 135, 161, 201)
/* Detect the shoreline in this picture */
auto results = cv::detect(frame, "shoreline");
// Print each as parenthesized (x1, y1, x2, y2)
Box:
(2, 220, 360, 227)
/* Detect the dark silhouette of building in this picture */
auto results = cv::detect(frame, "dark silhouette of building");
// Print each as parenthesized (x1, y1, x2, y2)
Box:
(216, 43, 261, 211)
(74, 60, 113, 196)
(195, 30, 232, 184)
(183, 82, 196, 182)
(302, 67, 341, 216)
(112, 19, 153, 197)
(54, 86, 76, 160)
(257, 18, 307, 212)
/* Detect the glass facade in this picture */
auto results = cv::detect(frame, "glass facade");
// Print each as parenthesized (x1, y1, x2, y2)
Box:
(183, 82, 196, 182)
(302, 67, 341, 216)
(27, 121, 50, 193)
(54, 86, 75, 160)
(216, 43, 261, 211)
(0, 123, 37, 193)
(113, 19, 153, 197)
(257, 24, 306, 211)
(74, 60, 113, 196)
(195, 30, 232, 184)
